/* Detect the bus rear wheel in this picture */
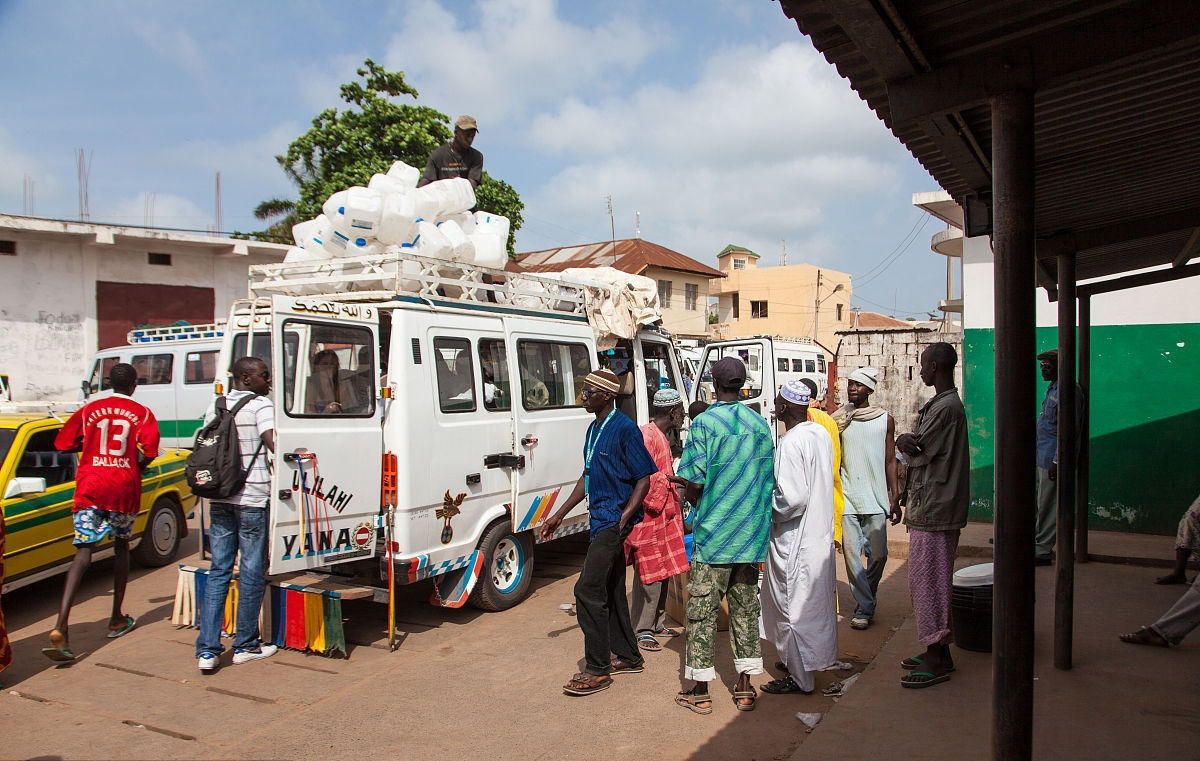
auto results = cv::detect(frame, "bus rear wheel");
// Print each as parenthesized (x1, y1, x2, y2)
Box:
(468, 520, 534, 611)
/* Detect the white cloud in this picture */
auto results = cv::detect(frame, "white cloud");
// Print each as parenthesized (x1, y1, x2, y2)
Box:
(132, 20, 208, 76)
(520, 41, 908, 271)
(0, 127, 60, 214)
(384, 0, 658, 124)
(100, 192, 213, 229)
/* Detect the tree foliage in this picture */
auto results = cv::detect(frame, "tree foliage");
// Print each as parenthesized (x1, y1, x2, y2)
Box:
(243, 59, 523, 255)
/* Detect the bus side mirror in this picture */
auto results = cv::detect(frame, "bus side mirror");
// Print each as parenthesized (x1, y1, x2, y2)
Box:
(81, 380, 91, 399)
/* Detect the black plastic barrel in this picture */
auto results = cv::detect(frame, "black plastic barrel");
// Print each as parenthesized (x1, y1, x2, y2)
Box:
(950, 583, 993, 652)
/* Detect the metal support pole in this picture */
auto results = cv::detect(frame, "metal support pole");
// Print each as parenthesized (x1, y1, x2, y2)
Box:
(1054, 252, 1077, 670)
(1077, 296, 1091, 561)
(990, 89, 1036, 761)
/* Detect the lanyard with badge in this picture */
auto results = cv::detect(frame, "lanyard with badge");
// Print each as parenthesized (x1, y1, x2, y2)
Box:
(583, 409, 617, 496)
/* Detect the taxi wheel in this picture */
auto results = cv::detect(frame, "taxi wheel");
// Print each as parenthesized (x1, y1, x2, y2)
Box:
(133, 497, 183, 567)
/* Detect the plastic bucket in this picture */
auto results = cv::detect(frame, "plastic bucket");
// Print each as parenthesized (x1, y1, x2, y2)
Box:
(951, 562, 993, 652)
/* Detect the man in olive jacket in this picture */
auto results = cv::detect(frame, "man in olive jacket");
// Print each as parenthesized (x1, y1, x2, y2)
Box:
(894, 342, 969, 689)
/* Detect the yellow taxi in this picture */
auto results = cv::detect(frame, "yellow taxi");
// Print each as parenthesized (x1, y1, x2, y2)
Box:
(1, 413, 196, 593)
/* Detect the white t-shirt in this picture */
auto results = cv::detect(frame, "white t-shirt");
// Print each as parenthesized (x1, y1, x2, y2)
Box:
(203, 390, 274, 507)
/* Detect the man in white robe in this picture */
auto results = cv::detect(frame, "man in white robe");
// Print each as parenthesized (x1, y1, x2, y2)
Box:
(761, 379, 839, 694)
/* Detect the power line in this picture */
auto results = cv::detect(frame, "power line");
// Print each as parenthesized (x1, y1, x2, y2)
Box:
(854, 216, 931, 288)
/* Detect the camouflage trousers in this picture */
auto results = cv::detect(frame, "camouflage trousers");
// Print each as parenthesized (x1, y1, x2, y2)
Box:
(684, 561, 764, 682)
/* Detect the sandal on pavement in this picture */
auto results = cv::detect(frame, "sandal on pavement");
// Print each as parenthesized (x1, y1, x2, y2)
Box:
(732, 687, 758, 712)
(637, 634, 663, 652)
(676, 691, 713, 714)
(106, 614, 137, 639)
(850, 617, 871, 630)
(761, 675, 812, 695)
(609, 657, 645, 675)
(41, 645, 78, 663)
(653, 626, 683, 637)
(901, 670, 951, 689)
(900, 654, 955, 672)
(563, 673, 612, 696)
(1119, 627, 1171, 648)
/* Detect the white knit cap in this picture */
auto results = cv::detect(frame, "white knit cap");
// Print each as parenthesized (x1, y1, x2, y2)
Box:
(847, 367, 879, 391)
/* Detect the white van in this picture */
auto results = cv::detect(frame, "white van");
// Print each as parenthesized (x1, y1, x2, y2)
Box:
(83, 325, 224, 448)
(216, 251, 685, 612)
(692, 335, 829, 421)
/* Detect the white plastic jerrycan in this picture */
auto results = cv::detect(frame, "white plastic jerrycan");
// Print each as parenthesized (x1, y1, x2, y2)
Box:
(436, 220, 476, 263)
(342, 186, 383, 235)
(386, 160, 421, 189)
(413, 219, 451, 260)
(376, 193, 418, 245)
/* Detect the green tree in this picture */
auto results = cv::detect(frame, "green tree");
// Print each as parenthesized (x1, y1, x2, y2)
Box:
(243, 59, 523, 255)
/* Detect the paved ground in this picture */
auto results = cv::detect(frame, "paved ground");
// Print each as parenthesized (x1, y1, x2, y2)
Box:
(2, 520, 906, 761)
(2, 521, 1193, 761)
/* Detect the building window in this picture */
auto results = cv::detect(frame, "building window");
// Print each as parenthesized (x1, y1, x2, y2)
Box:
(731, 292, 740, 319)
(657, 279, 673, 309)
(836, 303, 844, 321)
(684, 283, 698, 311)
(732, 258, 746, 270)
(148, 252, 172, 266)
(751, 300, 768, 319)
(0, 240, 15, 256)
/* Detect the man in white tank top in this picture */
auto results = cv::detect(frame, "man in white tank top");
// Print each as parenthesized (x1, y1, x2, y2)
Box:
(832, 368, 900, 630)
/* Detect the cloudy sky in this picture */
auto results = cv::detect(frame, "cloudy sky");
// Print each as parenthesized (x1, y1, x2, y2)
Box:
(1, 0, 949, 318)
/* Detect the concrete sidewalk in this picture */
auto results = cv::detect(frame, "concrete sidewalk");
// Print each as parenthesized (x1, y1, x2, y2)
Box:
(886, 520, 1182, 566)
(790, 529, 1199, 761)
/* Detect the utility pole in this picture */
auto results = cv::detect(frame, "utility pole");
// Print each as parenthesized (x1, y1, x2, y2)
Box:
(813, 269, 823, 340)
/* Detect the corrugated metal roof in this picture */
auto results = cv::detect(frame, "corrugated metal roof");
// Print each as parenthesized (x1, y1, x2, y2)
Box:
(513, 238, 725, 278)
(777, 0, 1200, 282)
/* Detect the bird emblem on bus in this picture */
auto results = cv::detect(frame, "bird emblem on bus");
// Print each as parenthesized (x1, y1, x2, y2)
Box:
(437, 490, 466, 544)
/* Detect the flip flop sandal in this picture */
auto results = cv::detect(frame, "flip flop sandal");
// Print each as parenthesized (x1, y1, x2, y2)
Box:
(106, 614, 137, 639)
(901, 670, 951, 689)
(760, 675, 813, 695)
(609, 658, 645, 675)
(563, 673, 612, 696)
(654, 627, 683, 637)
(637, 634, 663, 652)
(732, 688, 758, 712)
(41, 646, 78, 663)
(900, 655, 956, 672)
(1119, 627, 1171, 648)
(676, 691, 714, 714)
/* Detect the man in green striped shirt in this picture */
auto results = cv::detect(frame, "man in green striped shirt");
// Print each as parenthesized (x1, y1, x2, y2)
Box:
(670, 357, 775, 714)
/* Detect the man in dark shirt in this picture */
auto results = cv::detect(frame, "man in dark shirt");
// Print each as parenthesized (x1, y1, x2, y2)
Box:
(419, 115, 483, 188)
(540, 369, 656, 697)
(895, 342, 969, 689)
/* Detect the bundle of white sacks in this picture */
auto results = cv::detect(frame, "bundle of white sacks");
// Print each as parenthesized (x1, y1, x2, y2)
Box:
(282, 160, 511, 292)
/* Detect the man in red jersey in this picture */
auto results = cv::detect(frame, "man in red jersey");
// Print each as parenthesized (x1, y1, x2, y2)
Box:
(43, 363, 159, 661)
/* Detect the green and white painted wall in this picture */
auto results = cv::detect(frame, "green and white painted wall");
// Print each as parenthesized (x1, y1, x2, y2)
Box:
(961, 235, 1199, 534)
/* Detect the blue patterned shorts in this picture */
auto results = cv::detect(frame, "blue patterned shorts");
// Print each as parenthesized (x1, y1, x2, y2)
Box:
(73, 507, 136, 546)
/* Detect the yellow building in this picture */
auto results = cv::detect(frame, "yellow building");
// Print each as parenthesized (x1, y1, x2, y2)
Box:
(512, 238, 724, 339)
(710, 244, 852, 352)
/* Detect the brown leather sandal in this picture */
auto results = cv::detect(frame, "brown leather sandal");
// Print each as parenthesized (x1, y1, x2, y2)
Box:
(563, 672, 613, 695)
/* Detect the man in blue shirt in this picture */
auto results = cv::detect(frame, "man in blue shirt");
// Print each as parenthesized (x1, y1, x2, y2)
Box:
(1034, 349, 1085, 565)
(540, 369, 656, 696)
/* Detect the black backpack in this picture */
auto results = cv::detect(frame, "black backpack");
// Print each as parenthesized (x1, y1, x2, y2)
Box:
(186, 394, 265, 500)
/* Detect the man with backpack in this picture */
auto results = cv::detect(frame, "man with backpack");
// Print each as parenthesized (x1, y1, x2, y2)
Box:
(193, 357, 275, 672)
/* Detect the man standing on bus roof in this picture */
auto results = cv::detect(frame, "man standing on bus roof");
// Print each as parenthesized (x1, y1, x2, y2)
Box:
(539, 369, 656, 697)
(196, 357, 277, 672)
(44, 363, 159, 662)
(419, 115, 483, 189)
